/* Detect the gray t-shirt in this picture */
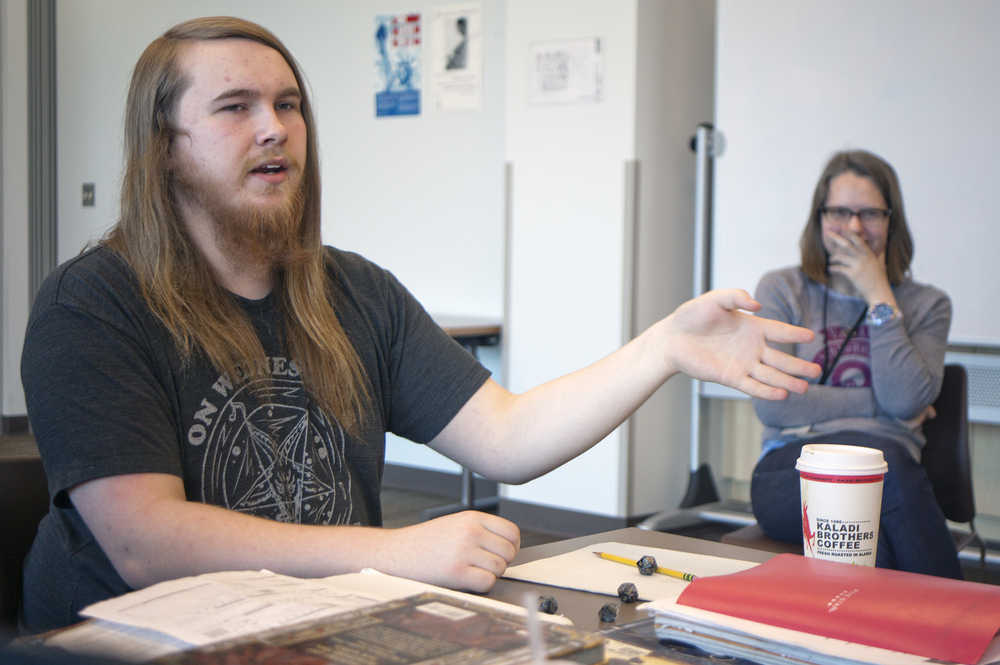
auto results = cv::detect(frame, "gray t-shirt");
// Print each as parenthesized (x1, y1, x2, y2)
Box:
(751, 267, 951, 460)
(20, 245, 489, 631)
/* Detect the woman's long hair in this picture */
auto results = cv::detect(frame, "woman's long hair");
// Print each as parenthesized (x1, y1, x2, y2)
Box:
(104, 16, 370, 435)
(800, 149, 914, 286)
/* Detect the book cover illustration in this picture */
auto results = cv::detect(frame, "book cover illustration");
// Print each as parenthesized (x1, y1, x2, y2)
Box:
(152, 591, 604, 665)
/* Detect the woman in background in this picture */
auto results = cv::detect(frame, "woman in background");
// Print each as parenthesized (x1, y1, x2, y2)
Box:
(750, 149, 961, 578)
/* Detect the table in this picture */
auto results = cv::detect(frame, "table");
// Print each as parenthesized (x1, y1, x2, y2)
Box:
(423, 314, 502, 519)
(433, 314, 501, 349)
(488, 527, 776, 632)
(21, 528, 776, 664)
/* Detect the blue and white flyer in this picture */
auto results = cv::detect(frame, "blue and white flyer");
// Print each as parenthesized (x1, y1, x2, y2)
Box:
(374, 13, 422, 117)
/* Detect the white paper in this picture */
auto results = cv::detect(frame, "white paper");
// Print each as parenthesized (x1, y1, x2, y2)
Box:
(528, 37, 603, 105)
(80, 569, 385, 646)
(645, 595, 1000, 665)
(430, 3, 482, 111)
(502, 541, 758, 601)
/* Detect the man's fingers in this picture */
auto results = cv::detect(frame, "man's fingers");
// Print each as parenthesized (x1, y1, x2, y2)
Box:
(762, 346, 821, 381)
(478, 528, 518, 565)
(709, 288, 758, 313)
(463, 514, 519, 592)
(742, 346, 819, 399)
(737, 376, 787, 401)
(761, 318, 815, 345)
(478, 513, 520, 556)
(466, 547, 509, 579)
(750, 361, 811, 395)
(460, 565, 501, 593)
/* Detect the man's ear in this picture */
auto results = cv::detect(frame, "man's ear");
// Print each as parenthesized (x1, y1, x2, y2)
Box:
(163, 135, 176, 173)
(160, 122, 183, 171)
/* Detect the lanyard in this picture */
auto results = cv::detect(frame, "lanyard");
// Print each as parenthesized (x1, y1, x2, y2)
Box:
(819, 287, 867, 386)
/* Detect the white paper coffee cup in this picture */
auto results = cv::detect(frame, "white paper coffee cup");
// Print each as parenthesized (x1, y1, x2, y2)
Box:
(795, 444, 888, 566)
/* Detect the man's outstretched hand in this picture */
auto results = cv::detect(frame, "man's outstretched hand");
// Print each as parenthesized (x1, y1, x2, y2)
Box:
(663, 289, 821, 400)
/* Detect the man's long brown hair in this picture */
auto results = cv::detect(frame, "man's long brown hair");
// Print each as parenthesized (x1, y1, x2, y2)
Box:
(104, 16, 370, 435)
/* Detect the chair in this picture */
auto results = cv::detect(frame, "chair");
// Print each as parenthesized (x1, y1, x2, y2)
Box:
(921, 364, 986, 564)
(723, 364, 986, 564)
(0, 455, 50, 635)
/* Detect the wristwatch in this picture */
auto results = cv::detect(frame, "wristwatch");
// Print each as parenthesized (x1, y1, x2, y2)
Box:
(867, 302, 900, 326)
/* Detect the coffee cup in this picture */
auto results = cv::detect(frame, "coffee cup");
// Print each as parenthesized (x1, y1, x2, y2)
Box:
(795, 444, 888, 566)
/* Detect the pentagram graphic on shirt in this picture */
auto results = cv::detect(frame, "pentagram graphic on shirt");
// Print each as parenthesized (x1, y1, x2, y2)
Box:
(198, 374, 353, 525)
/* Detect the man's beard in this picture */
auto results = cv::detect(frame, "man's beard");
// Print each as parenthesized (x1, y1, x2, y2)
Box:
(174, 169, 309, 270)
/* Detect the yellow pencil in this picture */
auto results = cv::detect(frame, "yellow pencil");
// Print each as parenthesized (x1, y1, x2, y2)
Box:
(593, 551, 697, 582)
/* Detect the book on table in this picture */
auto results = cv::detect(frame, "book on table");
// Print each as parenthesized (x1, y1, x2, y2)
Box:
(148, 591, 605, 665)
(644, 553, 1000, 665)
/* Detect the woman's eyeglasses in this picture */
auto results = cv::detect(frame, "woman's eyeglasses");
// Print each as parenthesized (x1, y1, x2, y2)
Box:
(820, 206, 891, 225)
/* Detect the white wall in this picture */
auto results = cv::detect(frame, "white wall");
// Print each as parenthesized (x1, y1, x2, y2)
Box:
(53, 1, 506, 472)
(628, 0, 715, 516)
(502, 0, 714, 518)
(1, 0, 30, 416)
(503, 0, 638, 516)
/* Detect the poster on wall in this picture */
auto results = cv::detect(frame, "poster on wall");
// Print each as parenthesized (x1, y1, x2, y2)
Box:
(430, 3, 483, 112)
(374, 13, 422, 117)
(528, 37, 603, 105)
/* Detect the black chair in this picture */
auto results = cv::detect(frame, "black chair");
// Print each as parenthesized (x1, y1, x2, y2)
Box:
(724, 364, 986, 564)
(0, 456, 49, 636)
(921, 364, 986, 564)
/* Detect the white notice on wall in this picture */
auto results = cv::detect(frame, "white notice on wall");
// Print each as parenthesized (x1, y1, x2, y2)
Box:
(528, 37, 603, 105)
(430, 3, 483, 111)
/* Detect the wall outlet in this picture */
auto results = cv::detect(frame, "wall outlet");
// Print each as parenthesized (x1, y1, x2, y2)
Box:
(82, 182, 95, 207)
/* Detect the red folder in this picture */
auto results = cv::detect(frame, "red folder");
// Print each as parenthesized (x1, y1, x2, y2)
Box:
(676, 554, 1000, 664)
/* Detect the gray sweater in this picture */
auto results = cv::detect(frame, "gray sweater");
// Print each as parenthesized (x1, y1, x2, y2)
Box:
(752, 267, 951, 460)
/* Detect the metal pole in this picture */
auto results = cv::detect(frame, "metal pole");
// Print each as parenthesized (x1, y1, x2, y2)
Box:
(689, 123, 713, 474)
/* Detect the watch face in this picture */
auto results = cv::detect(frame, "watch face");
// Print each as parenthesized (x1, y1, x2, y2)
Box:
(869, 303, 894, 326)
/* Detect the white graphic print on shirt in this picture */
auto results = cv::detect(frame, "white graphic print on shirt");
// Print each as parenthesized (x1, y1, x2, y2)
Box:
(813, 325, 872, 388)
(186, 356, 353, 525)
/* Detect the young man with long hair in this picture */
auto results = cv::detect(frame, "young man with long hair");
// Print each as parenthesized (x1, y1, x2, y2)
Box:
(20, 17, 819, 631)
